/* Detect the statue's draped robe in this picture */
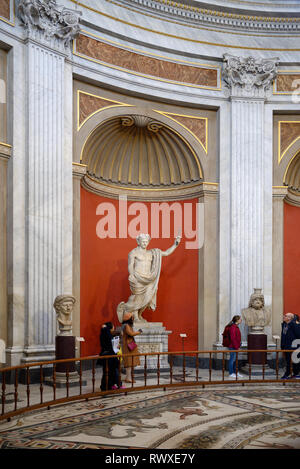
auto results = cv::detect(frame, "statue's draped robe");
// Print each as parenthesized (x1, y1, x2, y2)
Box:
(117, 248, 162, 322)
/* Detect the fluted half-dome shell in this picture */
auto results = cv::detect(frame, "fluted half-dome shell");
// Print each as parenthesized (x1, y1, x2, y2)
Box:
(81, 115, 203, 188)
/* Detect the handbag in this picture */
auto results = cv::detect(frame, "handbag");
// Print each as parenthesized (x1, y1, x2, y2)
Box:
(127, 340, 137, 352)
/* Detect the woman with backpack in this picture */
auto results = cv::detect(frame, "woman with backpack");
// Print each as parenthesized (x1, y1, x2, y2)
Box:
(223, 315, 244, 379)
(99, 322, 124, 391)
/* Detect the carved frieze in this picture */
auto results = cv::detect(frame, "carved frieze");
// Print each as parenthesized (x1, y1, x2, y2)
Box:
(119, 0, 300, 33)
(223, 54, 279, 98)
(18, 0, 81, 46)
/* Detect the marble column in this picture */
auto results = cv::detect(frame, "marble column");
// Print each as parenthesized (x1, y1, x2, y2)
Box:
(15, 0, 81, 363)
(198, 183, 218, 350)
(72, 163, 87, 348)
(272, 187, 288, 336)
(222, 54, 279, 342)
(0, 144, 11, 348)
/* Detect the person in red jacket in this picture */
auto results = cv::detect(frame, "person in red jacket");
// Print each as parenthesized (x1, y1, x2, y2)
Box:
(227, 315, 244, 378)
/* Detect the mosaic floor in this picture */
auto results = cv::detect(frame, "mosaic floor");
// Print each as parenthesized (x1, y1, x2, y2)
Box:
(0, 383, 300, 449)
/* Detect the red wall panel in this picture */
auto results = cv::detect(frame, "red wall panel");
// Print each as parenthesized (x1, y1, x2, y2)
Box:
(80, 188, 199, 356)
(284, 202, 300, 317)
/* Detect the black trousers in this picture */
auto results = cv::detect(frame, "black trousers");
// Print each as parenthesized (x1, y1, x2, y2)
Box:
(100, 356, 120, 390)
(284, 349, 300, 376)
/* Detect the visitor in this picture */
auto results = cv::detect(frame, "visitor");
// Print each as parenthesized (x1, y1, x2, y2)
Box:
(227, 315, 244, 379)
(281, 313, 300, 379)
(99, 322, 123, 391)
(121, 312, 142, 383)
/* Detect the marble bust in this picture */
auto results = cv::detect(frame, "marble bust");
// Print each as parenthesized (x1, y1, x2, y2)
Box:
(117, 234, 181, 324)
(242, 288, 271, 334)
(54, 294, 76, 336)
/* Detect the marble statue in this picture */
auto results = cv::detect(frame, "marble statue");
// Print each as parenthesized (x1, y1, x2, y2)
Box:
(242, 288, 271, 334)
(117, 234, 181, 323)
(54, 294, 75, 335)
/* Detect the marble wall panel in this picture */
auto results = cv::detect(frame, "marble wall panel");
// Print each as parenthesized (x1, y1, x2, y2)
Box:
(0, 0, 9, 20)
(78, 91, 128, 128)
(161, 113, 207, 152)
(279, 121, 300, 160)
(75, 34, 219, 89)
(275, 74, 300, 93)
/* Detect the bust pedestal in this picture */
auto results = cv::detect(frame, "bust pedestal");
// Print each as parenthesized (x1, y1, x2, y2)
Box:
(242, 333, 274, 377)
(45, 336, 83, 387)
(247, 333, 267, 365)
(133, 322, 171, 372)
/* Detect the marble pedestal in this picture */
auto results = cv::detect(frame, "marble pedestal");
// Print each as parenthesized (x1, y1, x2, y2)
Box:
(45, 336, 85, 387)
(242, 334, 274, 377)
(133, 322, 171, 371)
(247, 334, 267, 365)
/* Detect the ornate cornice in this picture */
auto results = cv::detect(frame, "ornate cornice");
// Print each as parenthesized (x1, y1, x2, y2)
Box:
(111, 0, 300, 33)
(223, 54, 279, 98)
(18, 0, 82, 47)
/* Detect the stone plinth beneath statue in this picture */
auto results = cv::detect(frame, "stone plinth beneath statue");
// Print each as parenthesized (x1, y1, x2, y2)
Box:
(133, 323, 171, 371)
(247, 333, 267, 365)
(45, 335, 86, 387)
(242, 334, 275, 377)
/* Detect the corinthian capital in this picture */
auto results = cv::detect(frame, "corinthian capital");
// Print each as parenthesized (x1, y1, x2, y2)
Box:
(223, 54, 279, 98)
(18, 0, 82, 47)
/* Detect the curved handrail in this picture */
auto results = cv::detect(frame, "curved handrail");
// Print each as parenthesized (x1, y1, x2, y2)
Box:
(0, 348, 298, 422)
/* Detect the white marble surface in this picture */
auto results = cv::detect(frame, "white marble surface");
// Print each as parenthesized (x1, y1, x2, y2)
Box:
(1, 0, 300, 366)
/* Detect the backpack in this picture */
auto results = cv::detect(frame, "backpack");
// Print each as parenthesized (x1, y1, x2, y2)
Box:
(222, 325, 231, 347)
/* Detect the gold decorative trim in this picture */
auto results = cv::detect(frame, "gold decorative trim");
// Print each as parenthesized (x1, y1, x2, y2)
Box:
(283, 148, 300, 184)
(82, 173, 219, 201)
(0, 141, 11, 148)
(74, 32, 221, 91)
(123, 0, 299, 22)
(77, 89, 134, 130)
(153, 110, 208, 154)
(70, 0, 300, 50)
(80, 29, 221, 69)
(85, 173, 219, 192)
(273, 71, 300, 95)
(278, 120, 300, 165)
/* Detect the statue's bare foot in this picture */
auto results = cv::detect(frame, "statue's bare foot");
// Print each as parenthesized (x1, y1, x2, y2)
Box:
(138, 316, 148, 323)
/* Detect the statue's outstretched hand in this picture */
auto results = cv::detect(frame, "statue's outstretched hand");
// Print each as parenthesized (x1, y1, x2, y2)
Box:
(175, 235, 181, 246)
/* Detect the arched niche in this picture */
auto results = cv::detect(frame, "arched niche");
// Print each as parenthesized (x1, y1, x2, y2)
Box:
(77, 109, 207, 201)
(73, 104, 218, 354)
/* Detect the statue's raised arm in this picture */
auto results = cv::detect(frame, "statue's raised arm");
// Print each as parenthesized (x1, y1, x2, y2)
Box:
(161, 235, 181, 257)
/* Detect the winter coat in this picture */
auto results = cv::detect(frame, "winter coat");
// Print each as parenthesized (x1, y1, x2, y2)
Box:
(228, 324, 242, 350)
(121, 323, 140, 368)
(281, 320, 300, 350)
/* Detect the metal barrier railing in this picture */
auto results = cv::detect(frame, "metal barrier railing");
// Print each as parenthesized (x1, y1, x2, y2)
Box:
(0, 349, 299, 421)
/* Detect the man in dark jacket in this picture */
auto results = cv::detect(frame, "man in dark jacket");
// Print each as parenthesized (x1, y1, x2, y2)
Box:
(280, 313, 299, 379)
